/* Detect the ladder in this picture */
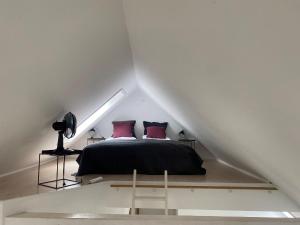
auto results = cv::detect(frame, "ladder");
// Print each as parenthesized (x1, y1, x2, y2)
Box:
(131, 169, 168, 215)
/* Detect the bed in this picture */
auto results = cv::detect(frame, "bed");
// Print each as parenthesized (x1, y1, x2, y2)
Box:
(76, 139, 206, 176)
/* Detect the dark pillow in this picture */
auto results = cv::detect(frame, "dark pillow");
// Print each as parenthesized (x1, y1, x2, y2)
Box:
(143, 121, 168, 135)
(146, 126, 167, 139)
(112, 120, 136, 137)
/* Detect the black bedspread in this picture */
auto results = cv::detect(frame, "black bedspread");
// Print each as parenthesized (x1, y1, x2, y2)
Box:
(76, 140, 206, 176)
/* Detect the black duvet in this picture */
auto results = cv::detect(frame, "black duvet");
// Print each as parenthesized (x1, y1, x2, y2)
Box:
(76, 140, 206, 176)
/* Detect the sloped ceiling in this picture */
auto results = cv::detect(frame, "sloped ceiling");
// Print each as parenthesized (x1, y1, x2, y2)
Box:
(1, 0, 300, 206)
(0, 0, 136, 174)
(123, 0, 300, 204)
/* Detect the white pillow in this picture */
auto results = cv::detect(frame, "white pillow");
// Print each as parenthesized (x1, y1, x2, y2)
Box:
(106, 137, 137, 141)
(142, 135, 171, 140)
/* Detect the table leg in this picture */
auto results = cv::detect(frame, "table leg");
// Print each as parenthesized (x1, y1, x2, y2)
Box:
(56, 156, 59, 189)
(63, 155, 66, 186)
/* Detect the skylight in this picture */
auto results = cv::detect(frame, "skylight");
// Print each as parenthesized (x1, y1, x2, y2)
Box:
(67, 89, 127, 143)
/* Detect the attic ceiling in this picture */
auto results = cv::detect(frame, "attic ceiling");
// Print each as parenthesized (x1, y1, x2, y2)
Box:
(0, 0, 136, 175)
(0, 0, 300, 206)
(123, 0, 300, 205)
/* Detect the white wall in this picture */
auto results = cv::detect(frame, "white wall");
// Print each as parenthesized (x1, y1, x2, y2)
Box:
(123, 0, 300, 204)
(72, 87, 213, 159)
(94, 88, 183, 139)
(0, 0, 136, 175)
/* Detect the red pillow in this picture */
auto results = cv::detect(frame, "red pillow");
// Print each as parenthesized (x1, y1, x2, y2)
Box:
(146, 126, 167, 139)
(112, 123, 133, 138)
(112, 120, 136, 137)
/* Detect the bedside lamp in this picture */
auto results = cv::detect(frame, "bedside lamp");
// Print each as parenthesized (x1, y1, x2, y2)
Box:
(88, 128, 96, 139)
(179, 130, 185, 139)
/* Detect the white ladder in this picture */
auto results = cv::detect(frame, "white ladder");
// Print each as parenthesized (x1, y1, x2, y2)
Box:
(131, 169, 168, 215)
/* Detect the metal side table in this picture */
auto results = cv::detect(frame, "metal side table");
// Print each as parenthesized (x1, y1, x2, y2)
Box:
(38, 149, 82, 190)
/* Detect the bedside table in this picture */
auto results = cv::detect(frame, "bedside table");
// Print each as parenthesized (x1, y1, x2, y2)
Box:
(178, 139, 196, 150)
(87, 137, 105, 145)
(38, 149, 82, 190)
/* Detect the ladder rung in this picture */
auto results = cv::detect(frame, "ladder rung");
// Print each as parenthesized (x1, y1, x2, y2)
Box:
(135, 195, 166, 200)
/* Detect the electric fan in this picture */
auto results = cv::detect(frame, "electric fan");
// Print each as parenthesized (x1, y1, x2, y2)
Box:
(44, 112, 77, 155)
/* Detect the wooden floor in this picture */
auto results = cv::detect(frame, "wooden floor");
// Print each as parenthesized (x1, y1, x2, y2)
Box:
(81, 160, 263, 184)
(0, 158, 263, 201)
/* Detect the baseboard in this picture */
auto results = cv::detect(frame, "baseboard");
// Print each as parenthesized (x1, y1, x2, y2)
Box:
(216, 158, 271, 184)
(0, 158, 56, 179)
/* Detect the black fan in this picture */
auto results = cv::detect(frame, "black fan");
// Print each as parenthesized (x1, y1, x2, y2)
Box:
(44, 112, 77, 155)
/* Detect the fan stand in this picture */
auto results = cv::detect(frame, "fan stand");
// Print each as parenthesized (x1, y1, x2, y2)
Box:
(53, 131, 74, 155)
(56, 131, 65, 153)
(41, 131, 74, 155)
(54, 131, 69, 186)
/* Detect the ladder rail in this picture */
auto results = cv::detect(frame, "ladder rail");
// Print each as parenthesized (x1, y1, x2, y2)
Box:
(164, 170, 168, 215)
(131, 169, 137, 215)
